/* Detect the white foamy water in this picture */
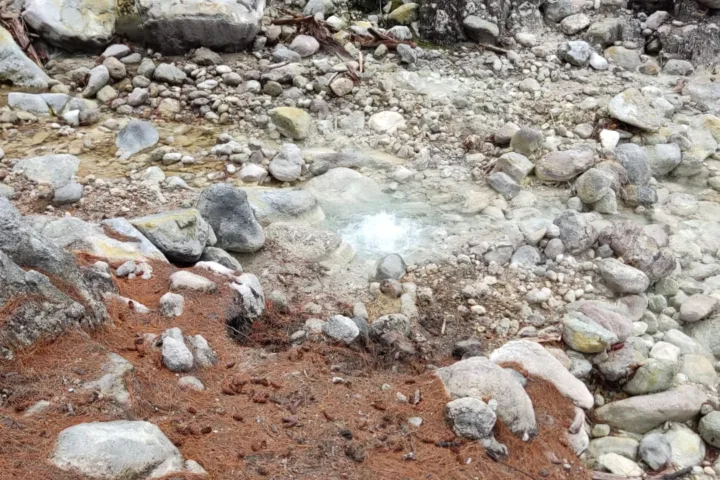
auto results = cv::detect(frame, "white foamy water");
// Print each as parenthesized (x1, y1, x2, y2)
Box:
(338, 211, 426, 257)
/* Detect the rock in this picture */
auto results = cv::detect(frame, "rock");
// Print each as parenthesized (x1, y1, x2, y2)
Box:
(290, 35, 320, 57)
(615, 144, 651, 186)
(162, 336, 193, 372)
(269, 144, 303, 182)
(368, 111, 406, 134)
(435, 356, 537, 439)
(160, 292, 184, 317)
(535, 149, 595, 182)
(492, 153, 534, 182)
(663, 59, 694, 76)
(560, 13, 590, 35)
(490, 340, 593, 409)
(304, 0, 334, 15)
(270, 107, 312, 139)
(575, 168, 613, 204)
(598, 259, 649, 294)
(23, 0, 115, 49)
(245, 188, 322, 225)
(510, 245, 541, 267)
(598, 221, 676, 282)
(191, 47, 222, 65)
(462, 16, 499, 43)
(495, 122, 520, 145)
(680, 294, 718, 322)
(186, 334, 216, 367)
(652, 423, 705, 469)
(558, 40, 593, 66)
(116, 120, 159, 161)
(487, 172, 520, 199)
(643, 144, 681, 177)
(510, 127, 544, 157)
(680, 354, 717, 386)
(597, 453, 642, 477)
(544, 0, 582, 22)
(453, 339, 483, 359)
(178, 376, 205, 391)
(374, 254, 406, 281)
(623, 359, 676, 395)
(238, 163, 268, 183)
(639, 432, 672, 471)
(153, 63, 187, 84)
(604, 46, 642, 71)
(388, 3, 418, 24)
(396, 43, 417, 64)
(562, 312, 618, 353)
(196, 184, 264, 253)
(169, 271, 217, 293)
(0, 26, 51, 88)
(588, 436, 638, 459)
(102, 44, 131, 59)
(13, 154, 79, 187)
(52, 182, 83, 205)
(586, 18, 622, 48)
(135, 0, 263, 54)
(699, 411, 720, 448)
(323, 315, 359, 344)
(330, 77, 354, 97)
(51, 421, 186, 478)
(608, 88, 663, 132)
(81, 65, 110, 98)
(445, 397, 496, 440)
(554, 210, 597, 254)
(130, 209, 215, 264)
(8, 92, 49, 115)
(229, 273, 265, 321)
(201, 247, 242, 271)
(96, 85, 118, 103)
(594, 385, 708, 433)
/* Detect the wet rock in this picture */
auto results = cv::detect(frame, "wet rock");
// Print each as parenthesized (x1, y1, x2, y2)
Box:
(435, 356, 537, 439)
(52, 421, 186, 479)
(445, 397, 496, 440)
(490, 340, 593, 409)
(594, 385, 708, 433)
(598, 259, 649, 294)
(0, 26, 51, 88)
(196, 184, 264, 253)
(130, 209, 215, 264)
(535, 149, 595, 182)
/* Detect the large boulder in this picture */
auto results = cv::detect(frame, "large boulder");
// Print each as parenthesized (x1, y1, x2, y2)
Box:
(0, 26, 51, 89)
(196, 183, 265, 253)
(245, 188, 324, 225)
(51, 421, 188, 478)
(598, 221, 676, 282)
(608, 88, 664, 132)
(490, 340, 593, 409)
(13, 154, 79, 187)
(435, 356, 537, 439)
(130, 209, 216, 264)
(135, 0, 265, 55)
(594, 385, 708, 433)
(23, 0, 116, 49)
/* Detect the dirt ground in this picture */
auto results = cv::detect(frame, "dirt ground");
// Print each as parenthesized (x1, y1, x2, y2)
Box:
(0, 257, 590, 480)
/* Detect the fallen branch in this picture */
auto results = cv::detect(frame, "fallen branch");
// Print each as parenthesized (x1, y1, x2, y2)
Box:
(272, 12, 349, 58)
(475, 43, 511, 55)
(648, 467, 694, 480)
(0, 15, 45, 66)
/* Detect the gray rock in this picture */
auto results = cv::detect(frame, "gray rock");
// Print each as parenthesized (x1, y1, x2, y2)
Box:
(269, 143, 304, 182)
(103, 56, 126, 80)
(599, 259, 650, 294)
(116, 120, 159, 161)
(102, 44, 131, 59)
(178, 376, 205, 391)
(680, 354, 717, 386)
(652, 423, 705, 469)
(191, 47, 222, 65)
(196, 183, 265, 253)
(597, 453, 642, 477)
(153, 63, 187, 84)
(0, 26, 51, 89)
(23, 0, 115, 49)
(545, 238, 564, 259)
(136, 0, 263, 55)
(435, 356, 537, 439)
(576, 168, 613, 204)
(679, 294, 718, 322)
(544, 0, 582, 22)
(699, 411, 720, 448)
(558, 40, 593, 66)
(303, 0, 334, 15)
(595, 340, 646, 381)
(623, 359, 677, 395)
(495, 122, 520, 145)
(369, 313, 411, 340)
(80, 353, 134, 406)
(246, 188, 322, 225)
(489, 340, 593, 409)
(588, 436, 638, 460)
(453, 338, 483, 359)
(159, 292, 184, 317)
(201, 247, 242, 271)
(289, 35, 320, 57)
(510, 245, 541, 267)
(230, 273, 265, 320)
(396, 43, 417, 64)
(162, 334, 193, 372)
(492, 153, 534, 183)
(130, 209, 215, 264)
(639, 432, 671, 470)
(83, 65, 110, 98)
(8, 92, 49, 115)
(643, 143, 681, 177)
(562, 312, 618, 353)
(536, 149, 596, 182)
(445, 397, 497, 439)
(608, 88, 663, 132)
(13, 154, 79, 187)
(374, 253, 406, 281)
(169, 271, 217, 293)
(138, 58, 156, 78)
(51, 421, 185, 478)
(615, 144, 651, 186)
(487, 171, 520, 199)
(598, 221, 676, 282)
(604, 46, 642, 71)
(589, 52, 609, 70)
(510, 127, 544, 157)
(127, 87, 149, 107)
(462, 16, 499, 43)
(270, 107, 312, 139)
(594, 385, 708, 433)
(593, 189, 618, 214)
(560, 13, 590, 35)
(586, 18, 623, 48)
(663, 59, 694, 76)
(186, 334, 217, 367)
(323, 314, 359, 344)
(52, 182, 83, 205)
(554, 210, 597, 254)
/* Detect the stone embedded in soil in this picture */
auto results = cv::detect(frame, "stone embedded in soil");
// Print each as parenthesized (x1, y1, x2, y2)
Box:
(196, 184, 265, 253)
(169, 271, 217, 293)
(445, 397, 497, 440)
(130, 209, 215, 264)
(323, 315, 360, 344)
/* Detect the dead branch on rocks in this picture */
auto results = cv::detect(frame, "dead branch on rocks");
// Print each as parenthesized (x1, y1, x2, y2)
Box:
(0, 10, 45, 66)
(356, 27, 416, 50)
(272, 12, 349, 58)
